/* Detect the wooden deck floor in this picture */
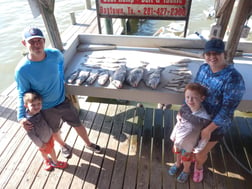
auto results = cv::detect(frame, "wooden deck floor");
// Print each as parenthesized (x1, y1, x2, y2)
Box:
(1, 8, 252, 189)
(0, 84, 252, 189)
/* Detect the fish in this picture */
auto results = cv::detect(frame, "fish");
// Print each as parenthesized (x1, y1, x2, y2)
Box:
(67, 69, 80, 84)
(75, 69, 91, 85)
(85, 69, 100, 85)
(110, 65, 127, 89)
(144, 67, 164, 89)
(97, 70, 110, 86)
(126, 66, 145, 87)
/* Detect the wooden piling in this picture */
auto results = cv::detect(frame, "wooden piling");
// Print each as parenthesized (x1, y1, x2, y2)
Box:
(226, 0, 252, 63)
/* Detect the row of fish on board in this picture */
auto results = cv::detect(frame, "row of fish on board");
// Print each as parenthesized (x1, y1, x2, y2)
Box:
(66, 54, 193, 93)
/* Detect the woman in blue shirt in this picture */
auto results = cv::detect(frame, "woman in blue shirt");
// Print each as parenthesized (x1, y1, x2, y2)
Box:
(186, 38, 245, 182)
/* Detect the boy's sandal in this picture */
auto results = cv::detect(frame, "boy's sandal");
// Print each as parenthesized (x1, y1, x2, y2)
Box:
(43, 159, 53, 171)
(51, 161, 68, 169)
(177, 171, 190, 183)
(168, 164, 180, 176)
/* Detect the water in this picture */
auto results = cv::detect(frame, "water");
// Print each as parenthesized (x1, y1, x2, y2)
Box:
(1, 0, 248, 93)
(0, 0, 86, 93)
(129, 0, 216, 36)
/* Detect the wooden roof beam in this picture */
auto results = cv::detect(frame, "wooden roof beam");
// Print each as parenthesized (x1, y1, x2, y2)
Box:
(214, 0, 235, 39)
(226, 0, 252, 63)
(38, 0, 63, 51)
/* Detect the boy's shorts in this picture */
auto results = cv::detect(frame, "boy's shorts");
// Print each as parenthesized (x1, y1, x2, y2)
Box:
(173, 147, 193, 161)
(41, 97, 82, 133)
(39, 136, 54, 154)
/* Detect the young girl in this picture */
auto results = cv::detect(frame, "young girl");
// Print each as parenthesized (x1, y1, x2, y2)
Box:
(168, 83, 211, 183)
(23, 91, 68, 171)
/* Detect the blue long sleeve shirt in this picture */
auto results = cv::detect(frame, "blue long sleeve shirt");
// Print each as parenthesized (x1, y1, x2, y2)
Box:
(195, 63, 245, 134)
(15, 48, 65, 121)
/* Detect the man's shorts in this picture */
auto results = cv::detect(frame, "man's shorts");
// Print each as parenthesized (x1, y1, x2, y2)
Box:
(41, 97, 82, 133)
(39, 136, 54, 154)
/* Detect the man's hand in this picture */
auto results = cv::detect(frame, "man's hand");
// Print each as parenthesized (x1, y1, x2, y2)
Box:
(19, 118, 33, 131)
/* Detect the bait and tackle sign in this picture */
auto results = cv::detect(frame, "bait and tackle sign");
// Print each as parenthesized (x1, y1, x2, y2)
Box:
(96, 0, 192, 20)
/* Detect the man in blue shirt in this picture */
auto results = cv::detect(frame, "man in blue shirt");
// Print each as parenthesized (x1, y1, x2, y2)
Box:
(15, 27, 101, 158)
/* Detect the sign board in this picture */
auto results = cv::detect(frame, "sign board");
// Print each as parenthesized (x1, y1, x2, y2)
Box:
(96, 0, 192, 20)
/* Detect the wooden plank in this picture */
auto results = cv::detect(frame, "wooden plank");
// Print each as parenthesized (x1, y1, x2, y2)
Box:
(96, 104, 118, 189)
(82, 102, 108, 188)
(235, 117, 252, 163)
(66, 134, 87, 188)
(80, 11, 99, 34)
(61, 9, 95, 44)
(56, 126, 79, 188)
(69, 101, 103, 188)
(0, 118, 25, 174)
(229, 119, 250, 169)
(4, 140, 38, 188)
(17, 148, 49, 189)
(110, 105, 131, 189)
(0, 82, 17, 97)
(163, 109, 177, 188)
(0, 112, 21, 156)
(0, 96, 16, 128)
(67, 100, 92, 188)
(150, 109, 163, 189)
(202, 150, 215, 189)
(136, 108, 152, 189)
(220, 142, 251, 189)
(0, 131, 33, 188)
(98, 104, 126, 189)
(123, 107, 144, 189)
(206, 144, 228, 189)
(60, 102, 99, 189)
(199, 122, 221, 189)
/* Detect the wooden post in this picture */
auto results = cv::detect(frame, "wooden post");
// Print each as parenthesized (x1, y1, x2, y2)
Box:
(38, 0, 64, 51)
(226, 0, 252, 63)
(121, 19, 127, 34)
(105, 18, 113, 34)
(70, 12, 76, 25)
(85, 0, 92, 10)
(215, 0, 235, 39)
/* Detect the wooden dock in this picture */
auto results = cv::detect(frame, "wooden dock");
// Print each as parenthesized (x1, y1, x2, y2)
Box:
(1, 8, 252, 189)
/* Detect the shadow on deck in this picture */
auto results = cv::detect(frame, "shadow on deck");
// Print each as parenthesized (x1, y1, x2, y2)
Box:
(0, 89, 252, 189)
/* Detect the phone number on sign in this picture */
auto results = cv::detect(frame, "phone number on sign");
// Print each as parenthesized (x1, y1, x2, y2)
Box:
(143, 7, 186, 16)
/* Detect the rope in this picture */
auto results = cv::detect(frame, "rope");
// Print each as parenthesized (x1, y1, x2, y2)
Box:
(222, 137, 252, 175)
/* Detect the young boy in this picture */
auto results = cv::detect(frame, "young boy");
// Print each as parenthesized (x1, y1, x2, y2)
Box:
(23, 91, 68, 171)
(168, 83, 211, 183)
